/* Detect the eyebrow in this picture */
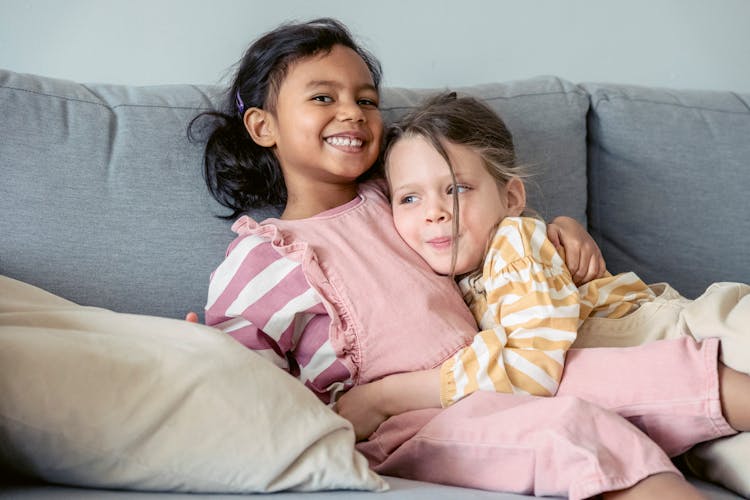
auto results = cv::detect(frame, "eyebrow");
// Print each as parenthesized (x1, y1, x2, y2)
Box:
(389, 183, 414, 195)
(305, 80, 378, 93)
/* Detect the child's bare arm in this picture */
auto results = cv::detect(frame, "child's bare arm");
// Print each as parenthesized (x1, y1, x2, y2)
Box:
(335, 369, 441, 441)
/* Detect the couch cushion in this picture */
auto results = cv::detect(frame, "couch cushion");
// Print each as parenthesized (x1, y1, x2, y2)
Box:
(0, 70, 587, 318)
(583, 83, 750, 298)
(0, 70, 233, 319)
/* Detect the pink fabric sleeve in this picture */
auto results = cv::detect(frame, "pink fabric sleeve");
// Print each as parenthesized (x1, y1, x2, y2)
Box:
(204, 215, 358, 404)
(204, 229, 330, 373)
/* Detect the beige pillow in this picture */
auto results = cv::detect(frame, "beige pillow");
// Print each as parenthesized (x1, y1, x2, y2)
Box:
(0, 276, 387, 493)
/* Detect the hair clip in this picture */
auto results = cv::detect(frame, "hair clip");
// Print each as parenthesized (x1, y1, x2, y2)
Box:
(235, 89, 245, 116)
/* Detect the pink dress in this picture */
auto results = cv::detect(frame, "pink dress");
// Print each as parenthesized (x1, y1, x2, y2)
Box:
(206, 181, 734, 499)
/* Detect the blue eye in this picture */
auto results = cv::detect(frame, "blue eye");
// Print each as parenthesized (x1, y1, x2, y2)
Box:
(447, 184, 470, 195)
(400, 195, 418, 204)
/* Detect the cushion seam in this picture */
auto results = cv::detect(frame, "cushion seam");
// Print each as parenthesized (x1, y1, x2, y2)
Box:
(590, 94, 750, 115)
(381, 89, 587, 113)
(0, 84, 212, 112)
(5, 83, 585, 114)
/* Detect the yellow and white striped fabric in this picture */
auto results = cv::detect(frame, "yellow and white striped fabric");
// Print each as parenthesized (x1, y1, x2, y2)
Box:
(440, 217, 654, 407)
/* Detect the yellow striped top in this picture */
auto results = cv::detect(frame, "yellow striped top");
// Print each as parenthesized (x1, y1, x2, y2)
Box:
(440, 217, 655, 407)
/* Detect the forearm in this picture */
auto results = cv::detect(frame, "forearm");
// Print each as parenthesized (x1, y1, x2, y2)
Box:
(443, 219, 581, 406)
(441, 335, 575, 406)
(335, 368, 442, 440)
(376, 368, 442, 416)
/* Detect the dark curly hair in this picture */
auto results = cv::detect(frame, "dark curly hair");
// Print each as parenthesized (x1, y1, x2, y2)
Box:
(189, 18, 382, 219)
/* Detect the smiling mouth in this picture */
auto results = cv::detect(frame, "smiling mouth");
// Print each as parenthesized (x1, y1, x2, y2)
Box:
(325, 136, 364, 148)
(427, 237, 453, 250)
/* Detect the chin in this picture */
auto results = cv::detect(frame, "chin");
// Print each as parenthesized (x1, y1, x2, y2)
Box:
(431, 265, 455, 277)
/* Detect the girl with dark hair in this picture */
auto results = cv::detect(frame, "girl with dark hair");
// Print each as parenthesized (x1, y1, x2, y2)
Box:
(190, 17, 384, 218)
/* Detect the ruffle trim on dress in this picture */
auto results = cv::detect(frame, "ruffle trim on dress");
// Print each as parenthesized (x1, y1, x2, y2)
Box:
(230, 214, 361, 379)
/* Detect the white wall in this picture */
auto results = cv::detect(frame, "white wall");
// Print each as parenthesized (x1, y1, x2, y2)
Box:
(1, 0, 748, 91)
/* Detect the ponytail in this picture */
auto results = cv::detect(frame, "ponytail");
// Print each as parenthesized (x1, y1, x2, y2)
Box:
(189, 111, 285, 219)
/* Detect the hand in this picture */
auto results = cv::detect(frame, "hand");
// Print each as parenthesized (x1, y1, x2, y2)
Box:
(185, 311, 199, 323)
(335, 381, 390, 441)
(547, 216, 606, 286)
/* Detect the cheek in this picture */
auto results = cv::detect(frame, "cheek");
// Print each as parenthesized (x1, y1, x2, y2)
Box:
(367, 112, 383, 136)
(457, 219, 490, 268)
(392, 211, 419, 247)
(452, 246, 483, 276)
(370, 112, 384, 132)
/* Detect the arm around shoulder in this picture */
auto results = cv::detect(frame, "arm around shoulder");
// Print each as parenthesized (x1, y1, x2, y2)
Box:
(546, 216, 607, 285)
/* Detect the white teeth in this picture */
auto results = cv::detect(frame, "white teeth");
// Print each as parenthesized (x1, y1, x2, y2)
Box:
(326, 136, 363, 147)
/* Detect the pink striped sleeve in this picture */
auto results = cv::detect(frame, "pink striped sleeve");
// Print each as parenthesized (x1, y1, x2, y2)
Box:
(205, 233, 330, 372)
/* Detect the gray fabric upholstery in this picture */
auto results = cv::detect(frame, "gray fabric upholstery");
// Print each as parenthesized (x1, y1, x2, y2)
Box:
(0, 70, 588, 319)
(582, 83, 750, 298)
(0, 72, 229, 318)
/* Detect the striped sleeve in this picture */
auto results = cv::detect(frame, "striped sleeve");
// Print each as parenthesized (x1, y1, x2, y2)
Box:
(578, 271, 655, 320)
(204, 233, 330, 374)
(440, 217, 580, 407)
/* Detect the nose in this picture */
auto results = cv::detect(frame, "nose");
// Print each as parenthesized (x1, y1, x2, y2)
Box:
(337, 99, 366, 122)
(425, 199, 451, 223)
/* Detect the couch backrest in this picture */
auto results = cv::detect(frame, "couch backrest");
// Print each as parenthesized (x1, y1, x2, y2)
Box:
(1, 71, 233, 319)
(583, 83, 750, 298)
(1, 70, 588, 318)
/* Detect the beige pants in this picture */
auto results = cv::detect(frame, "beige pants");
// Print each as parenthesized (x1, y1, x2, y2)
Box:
(573, 281, 750, 497)
(574, 281, 750, 374)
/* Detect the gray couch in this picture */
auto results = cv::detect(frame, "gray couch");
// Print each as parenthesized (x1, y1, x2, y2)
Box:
(1, 68, 748, 499)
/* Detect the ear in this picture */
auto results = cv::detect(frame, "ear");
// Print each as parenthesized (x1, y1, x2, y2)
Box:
(243, 107, 276, 147)
(504, 177, 526, 216)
